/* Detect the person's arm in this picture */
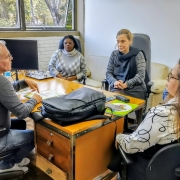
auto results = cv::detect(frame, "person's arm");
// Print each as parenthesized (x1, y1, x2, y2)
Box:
(106, 51, 118, 87)
(12, 80, 28, 92)
(1, 77, 37, 119)
(125, 51, 146, 88)
(76, 55, 87, 80)
(116, 105, 175, 154)
(48, 50, 61, 77)
(13, 79, 40, 92)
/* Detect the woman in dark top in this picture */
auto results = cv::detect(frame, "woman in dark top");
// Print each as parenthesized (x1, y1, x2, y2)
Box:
(106, 29, 146, 100)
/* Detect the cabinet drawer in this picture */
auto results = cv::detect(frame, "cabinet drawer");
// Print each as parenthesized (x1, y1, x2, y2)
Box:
(36, 123, 71, 173)
(36, 153, 67, 180)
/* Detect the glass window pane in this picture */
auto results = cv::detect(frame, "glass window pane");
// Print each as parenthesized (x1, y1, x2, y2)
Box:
(0, 0, 20, 28)
(24, 0, 73, 30)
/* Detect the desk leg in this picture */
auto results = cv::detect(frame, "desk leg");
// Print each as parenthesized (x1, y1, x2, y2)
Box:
(70, 136, 75, 180)
(135, 108, 143, 125)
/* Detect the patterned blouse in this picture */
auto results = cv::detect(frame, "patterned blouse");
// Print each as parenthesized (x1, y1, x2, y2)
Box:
(48, 49, 86, 80)
(116, 98, 179, 153)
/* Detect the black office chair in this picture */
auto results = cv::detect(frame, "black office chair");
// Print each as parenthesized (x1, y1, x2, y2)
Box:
(58, 37, 82, 53)
(0, 149, 24, 179)
(118, 143, 180, 180)
(102, 33, 153, 132)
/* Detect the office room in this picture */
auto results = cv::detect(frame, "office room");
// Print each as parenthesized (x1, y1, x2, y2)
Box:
(0, 0, 180, 180)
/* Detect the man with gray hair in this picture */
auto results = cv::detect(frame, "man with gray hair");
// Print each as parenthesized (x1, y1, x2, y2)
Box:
(0, 41, 42, 174)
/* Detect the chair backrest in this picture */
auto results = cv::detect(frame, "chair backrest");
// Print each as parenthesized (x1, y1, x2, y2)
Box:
(146, 144, 180, 180)
(58, 37, 82, 53)
(132, 33, 151, 79)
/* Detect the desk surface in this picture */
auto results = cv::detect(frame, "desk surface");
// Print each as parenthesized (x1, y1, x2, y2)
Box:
(19, 74, 145, 135)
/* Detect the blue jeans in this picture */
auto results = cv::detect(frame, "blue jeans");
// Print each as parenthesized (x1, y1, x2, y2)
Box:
(0, 121, 34, 169)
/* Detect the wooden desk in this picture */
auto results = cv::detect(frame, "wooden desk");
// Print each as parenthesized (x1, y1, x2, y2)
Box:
(19, 75, 145, 180)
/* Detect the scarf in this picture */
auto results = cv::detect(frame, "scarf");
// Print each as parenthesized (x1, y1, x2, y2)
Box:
(62, 48, 78, 57)
(116, 47, 140, 82)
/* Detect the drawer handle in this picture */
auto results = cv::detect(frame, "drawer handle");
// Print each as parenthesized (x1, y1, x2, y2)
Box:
(48, 154, 54, 161)
(46, 140, 53, 146)
(46, 168, 52, 174)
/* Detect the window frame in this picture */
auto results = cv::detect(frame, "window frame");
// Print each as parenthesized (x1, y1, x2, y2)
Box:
(0, 0, 75, 31)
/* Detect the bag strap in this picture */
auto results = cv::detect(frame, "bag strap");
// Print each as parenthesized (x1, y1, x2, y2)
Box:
(85, 114, 110, 121)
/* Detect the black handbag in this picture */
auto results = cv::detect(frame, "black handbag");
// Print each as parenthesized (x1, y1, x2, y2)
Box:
(41, 87, 108, 125)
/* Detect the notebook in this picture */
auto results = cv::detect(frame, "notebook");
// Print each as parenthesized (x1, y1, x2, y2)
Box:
(105, 99, 139, 116)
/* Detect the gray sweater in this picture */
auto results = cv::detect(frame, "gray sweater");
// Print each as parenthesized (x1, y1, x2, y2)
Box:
(0, 75, 37, 137)
(106, 50, 146, 90)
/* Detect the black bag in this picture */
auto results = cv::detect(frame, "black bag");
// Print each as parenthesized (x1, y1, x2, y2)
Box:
(41, 87, 107, 125)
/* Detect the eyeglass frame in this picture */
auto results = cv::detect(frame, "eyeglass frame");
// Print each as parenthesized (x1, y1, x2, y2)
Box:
(167, 71, 179, 81)
(0, 53, 12, 61)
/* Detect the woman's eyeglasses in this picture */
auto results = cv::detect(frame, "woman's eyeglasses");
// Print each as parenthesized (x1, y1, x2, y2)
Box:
(167, 72, 179, 81)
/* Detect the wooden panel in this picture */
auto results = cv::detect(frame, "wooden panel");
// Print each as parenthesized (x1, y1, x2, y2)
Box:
(75, 118, 124, 180)
(36, 124, 71, 173)
(36, 154, 67, 180)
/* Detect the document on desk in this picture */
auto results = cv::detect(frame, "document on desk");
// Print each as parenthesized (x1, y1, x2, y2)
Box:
(105, 100, 139, 116)
(24, 90, 63, 100)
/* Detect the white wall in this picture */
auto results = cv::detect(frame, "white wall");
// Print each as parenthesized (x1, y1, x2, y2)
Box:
(84, 0, 180, 68)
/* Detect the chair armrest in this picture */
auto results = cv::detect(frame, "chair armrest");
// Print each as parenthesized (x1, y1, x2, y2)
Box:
(147, 81, 154, 87)
(175, 167, 180, 177)
(102, 79, 107, 83)
(151, 79, 167, 94)
(118, 145, 135, 165)
(0, 127, 6, 131)
(102, 79, 109, 90)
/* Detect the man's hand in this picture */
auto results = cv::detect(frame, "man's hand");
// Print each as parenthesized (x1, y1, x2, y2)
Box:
(67, 75, 77, 81)
(25, 79, 39, 93)
(32, 93, 42, 103)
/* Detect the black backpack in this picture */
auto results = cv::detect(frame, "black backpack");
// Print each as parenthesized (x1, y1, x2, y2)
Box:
(41, 87, 108, 125)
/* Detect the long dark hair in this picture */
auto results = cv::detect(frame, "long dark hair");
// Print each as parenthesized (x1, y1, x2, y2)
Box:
(59, 35, 79, 50)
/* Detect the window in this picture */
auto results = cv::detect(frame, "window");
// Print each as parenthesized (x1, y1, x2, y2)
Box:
(0, 0, 20, 29)
(0, 0, 74, 30)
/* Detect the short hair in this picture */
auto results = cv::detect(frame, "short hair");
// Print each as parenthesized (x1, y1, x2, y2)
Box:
(116, 29, 134, 42)
(0, 40, 6, 57)
(59, 35, 79, 50)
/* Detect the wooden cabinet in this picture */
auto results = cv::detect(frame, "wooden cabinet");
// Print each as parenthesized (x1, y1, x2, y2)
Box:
(36, 124, 71, 173)
(35, 118, 124, 180)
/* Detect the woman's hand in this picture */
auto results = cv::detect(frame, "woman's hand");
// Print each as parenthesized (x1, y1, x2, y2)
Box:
(118, 80, 127, 89)
(67, 75, 77, 81)
(56, 73, 67, 80)
(32, 93, 42, 103)
(25, 79, 39, 93)
(115, 140, 119, 149)
(114, 80, 127, 89)
(114, 81, 120, 88)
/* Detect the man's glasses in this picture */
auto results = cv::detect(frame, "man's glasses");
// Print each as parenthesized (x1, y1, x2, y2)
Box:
(1, 53, 13, 60)
(167, 72, 179, 81)
(7, 54, 12, 59)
